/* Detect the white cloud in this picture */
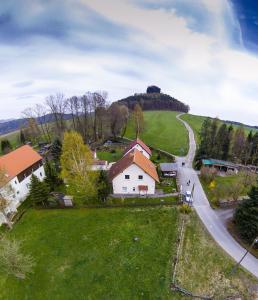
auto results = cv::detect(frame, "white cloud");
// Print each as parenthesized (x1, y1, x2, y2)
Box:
(0, 0, 258, 126)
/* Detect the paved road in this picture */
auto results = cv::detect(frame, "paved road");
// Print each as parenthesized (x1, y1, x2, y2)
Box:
(175, 113, 258, 279)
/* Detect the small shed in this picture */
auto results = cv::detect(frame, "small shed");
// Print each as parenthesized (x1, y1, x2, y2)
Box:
(58, 195, 74, 207)
(160, 163, 178, 177)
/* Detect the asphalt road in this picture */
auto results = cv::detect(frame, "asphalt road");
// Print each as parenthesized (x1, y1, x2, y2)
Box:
(176, 113, 258, 279)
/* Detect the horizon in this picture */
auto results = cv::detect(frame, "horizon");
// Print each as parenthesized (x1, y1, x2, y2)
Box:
(0, 0, 258, 125)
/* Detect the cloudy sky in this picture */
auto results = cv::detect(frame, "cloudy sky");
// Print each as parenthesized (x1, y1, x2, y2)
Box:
(0, 0, 258, 125)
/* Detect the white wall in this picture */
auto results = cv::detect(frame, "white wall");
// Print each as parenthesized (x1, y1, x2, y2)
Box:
(112, 163, 155, 195)
(124, 144, 150, 159)
(2, 165, 45, 214)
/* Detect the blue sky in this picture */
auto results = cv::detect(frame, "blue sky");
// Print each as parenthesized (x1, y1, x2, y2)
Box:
(0, 0, 258, 125)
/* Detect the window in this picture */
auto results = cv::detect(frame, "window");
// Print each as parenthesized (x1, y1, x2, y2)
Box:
(133, 187, 136, 191)
(40, 172, 42, 177)
(122, 187, 127, 192)
(138, 175, 143, 180)
(14, 180, 17, 184)
(125, 175, 130, 179)
(17, 191, 20, 195)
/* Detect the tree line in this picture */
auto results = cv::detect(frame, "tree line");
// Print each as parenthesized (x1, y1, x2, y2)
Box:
(197, 118, 258, 165)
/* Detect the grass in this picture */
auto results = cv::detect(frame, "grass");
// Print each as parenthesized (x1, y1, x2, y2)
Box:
(156, 178, 177, 194)
(125, 111, 189, 156)
(200, 175, 252, 208)
(1, 207, 256, 299)
(97, 149, 123, 162)
(0, 130, 20, 154)
(176, 213, 256, 298)
(107, 196, 178, 205)
(0, 207, 179, 300)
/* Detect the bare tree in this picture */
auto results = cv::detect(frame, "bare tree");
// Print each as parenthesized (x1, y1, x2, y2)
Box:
(45, 93, 67, 136)
(33, 104, 51, 142)
(132, 103, 144, 138)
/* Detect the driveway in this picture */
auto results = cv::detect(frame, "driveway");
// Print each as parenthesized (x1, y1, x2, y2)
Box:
(176, 113, 258, 279)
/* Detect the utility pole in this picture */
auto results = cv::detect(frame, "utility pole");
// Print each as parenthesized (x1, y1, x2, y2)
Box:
(231, 236, 258, 274)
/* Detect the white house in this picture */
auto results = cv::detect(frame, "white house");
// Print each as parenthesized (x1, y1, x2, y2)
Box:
(109, 148, 159, 195)
(0, 145, 45, 214)
(123, 138, 152, 159)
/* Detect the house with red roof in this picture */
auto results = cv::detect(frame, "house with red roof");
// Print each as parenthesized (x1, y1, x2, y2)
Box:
(109, 140, 159, 195)
(0, 145, 45, 213)
(123, 138, 152, 159)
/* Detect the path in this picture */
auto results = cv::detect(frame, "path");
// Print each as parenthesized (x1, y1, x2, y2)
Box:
(175, 113, 258, 279)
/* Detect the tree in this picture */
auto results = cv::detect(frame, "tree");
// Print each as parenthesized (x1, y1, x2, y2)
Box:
(0, 168, 14, 228)
(19, 129, 26, 145)
(132, 103, 144, 138)
(108, 103, 128, 138)
(51, 138, 62, 164)
(233, 184, 258, 244)
(60, 131, 98, 204)
(232, 127, 246, 163)
(23, 118, 41, 144)
(0, 139, 12, 154)
(44, 159, 60, 191)
(29, 174, 49, 207)
(97, 170, 111, 202)
(0, 236, 35, 279)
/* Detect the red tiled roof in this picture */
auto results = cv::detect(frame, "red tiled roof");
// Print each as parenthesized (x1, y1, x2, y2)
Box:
(0, 145, 43, 181)
(123, 138, 152, 156)
(109, 149, 159, 182)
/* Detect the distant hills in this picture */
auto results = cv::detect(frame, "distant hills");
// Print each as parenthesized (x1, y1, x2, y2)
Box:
(0, 114, 72, 136)
(116, 86, 190, 113)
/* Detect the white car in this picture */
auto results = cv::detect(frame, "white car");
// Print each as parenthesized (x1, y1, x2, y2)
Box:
(185, 191, 192, 203)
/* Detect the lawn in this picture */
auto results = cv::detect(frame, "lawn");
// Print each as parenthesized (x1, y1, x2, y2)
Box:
(0, 207, 179, 300)
(97, 149, 123, 162)
(176, 213, 255, 298)
(1, 207, 256, 299)
(125, 111, 189, 156)
(200, 175, 252, 208)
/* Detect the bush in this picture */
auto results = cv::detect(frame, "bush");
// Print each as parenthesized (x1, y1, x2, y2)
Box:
(200, 166, 217, 183)
(110, 149, 116, 154)
(179, 204, 192, 214)
(233, 185, 258, 244)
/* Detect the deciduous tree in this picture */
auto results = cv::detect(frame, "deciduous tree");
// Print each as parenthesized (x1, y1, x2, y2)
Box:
(60, 131, 98, 204)
(132, 103, 144, 138)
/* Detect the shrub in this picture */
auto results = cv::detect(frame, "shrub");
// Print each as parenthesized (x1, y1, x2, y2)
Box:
(200, 166, 217, 183)
(179, 204, 192, 214)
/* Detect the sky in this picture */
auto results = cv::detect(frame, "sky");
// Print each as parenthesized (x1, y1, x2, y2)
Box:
(0, 0, 258, 125)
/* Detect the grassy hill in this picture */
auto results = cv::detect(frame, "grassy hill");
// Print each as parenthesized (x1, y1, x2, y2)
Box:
(125, 111, 189, 156)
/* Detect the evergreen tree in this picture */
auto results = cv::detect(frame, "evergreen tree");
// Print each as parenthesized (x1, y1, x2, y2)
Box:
(250, 132, 258, 165)
(44, 159, 60, 191)
(196, 118, 212, 159)
(97, 170, 111, 202)
(51, 139, 62, 164)
(214, 123, 227, 159)
(29, 174, 49, 206)
(1, 139, 12, 154)
(209, 118, 219, 157)
(233, 184, 258, 244)
(19, 129, 26, 145)
(232, 127, 246, 163)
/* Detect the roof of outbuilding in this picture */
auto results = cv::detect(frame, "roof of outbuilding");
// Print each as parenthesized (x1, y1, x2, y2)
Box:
(202, 158, 237, 168)
(160, 163, 178, 172)
(123, 138, 152, 156)
(0, 145, 43, 181)
(109, 149, 159, 182)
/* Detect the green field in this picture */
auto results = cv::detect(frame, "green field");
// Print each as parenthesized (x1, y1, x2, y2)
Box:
(181, 113, 257, 146)
(0, 207, 179, 300)
(125, 111, 189, 156)
(97, 149, 123, 162)
(0, 130, 20, 153)
(200, 175, 253, 208)
(0, 207, 254, 299)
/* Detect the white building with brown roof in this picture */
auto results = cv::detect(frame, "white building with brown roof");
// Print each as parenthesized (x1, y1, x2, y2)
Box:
(109, 145, 159, 195)
(123, 138, 152, 159)
(0, 145, 45, 214)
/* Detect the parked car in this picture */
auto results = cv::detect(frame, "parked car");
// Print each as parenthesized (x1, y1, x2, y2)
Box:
(184, 191, 192, 203)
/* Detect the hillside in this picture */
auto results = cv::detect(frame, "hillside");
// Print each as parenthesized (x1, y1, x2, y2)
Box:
(181, 113, 258, 145)
(117, 88, 189, 113)
(125, 111, 189, 156)
(0, 113, 73, 136)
